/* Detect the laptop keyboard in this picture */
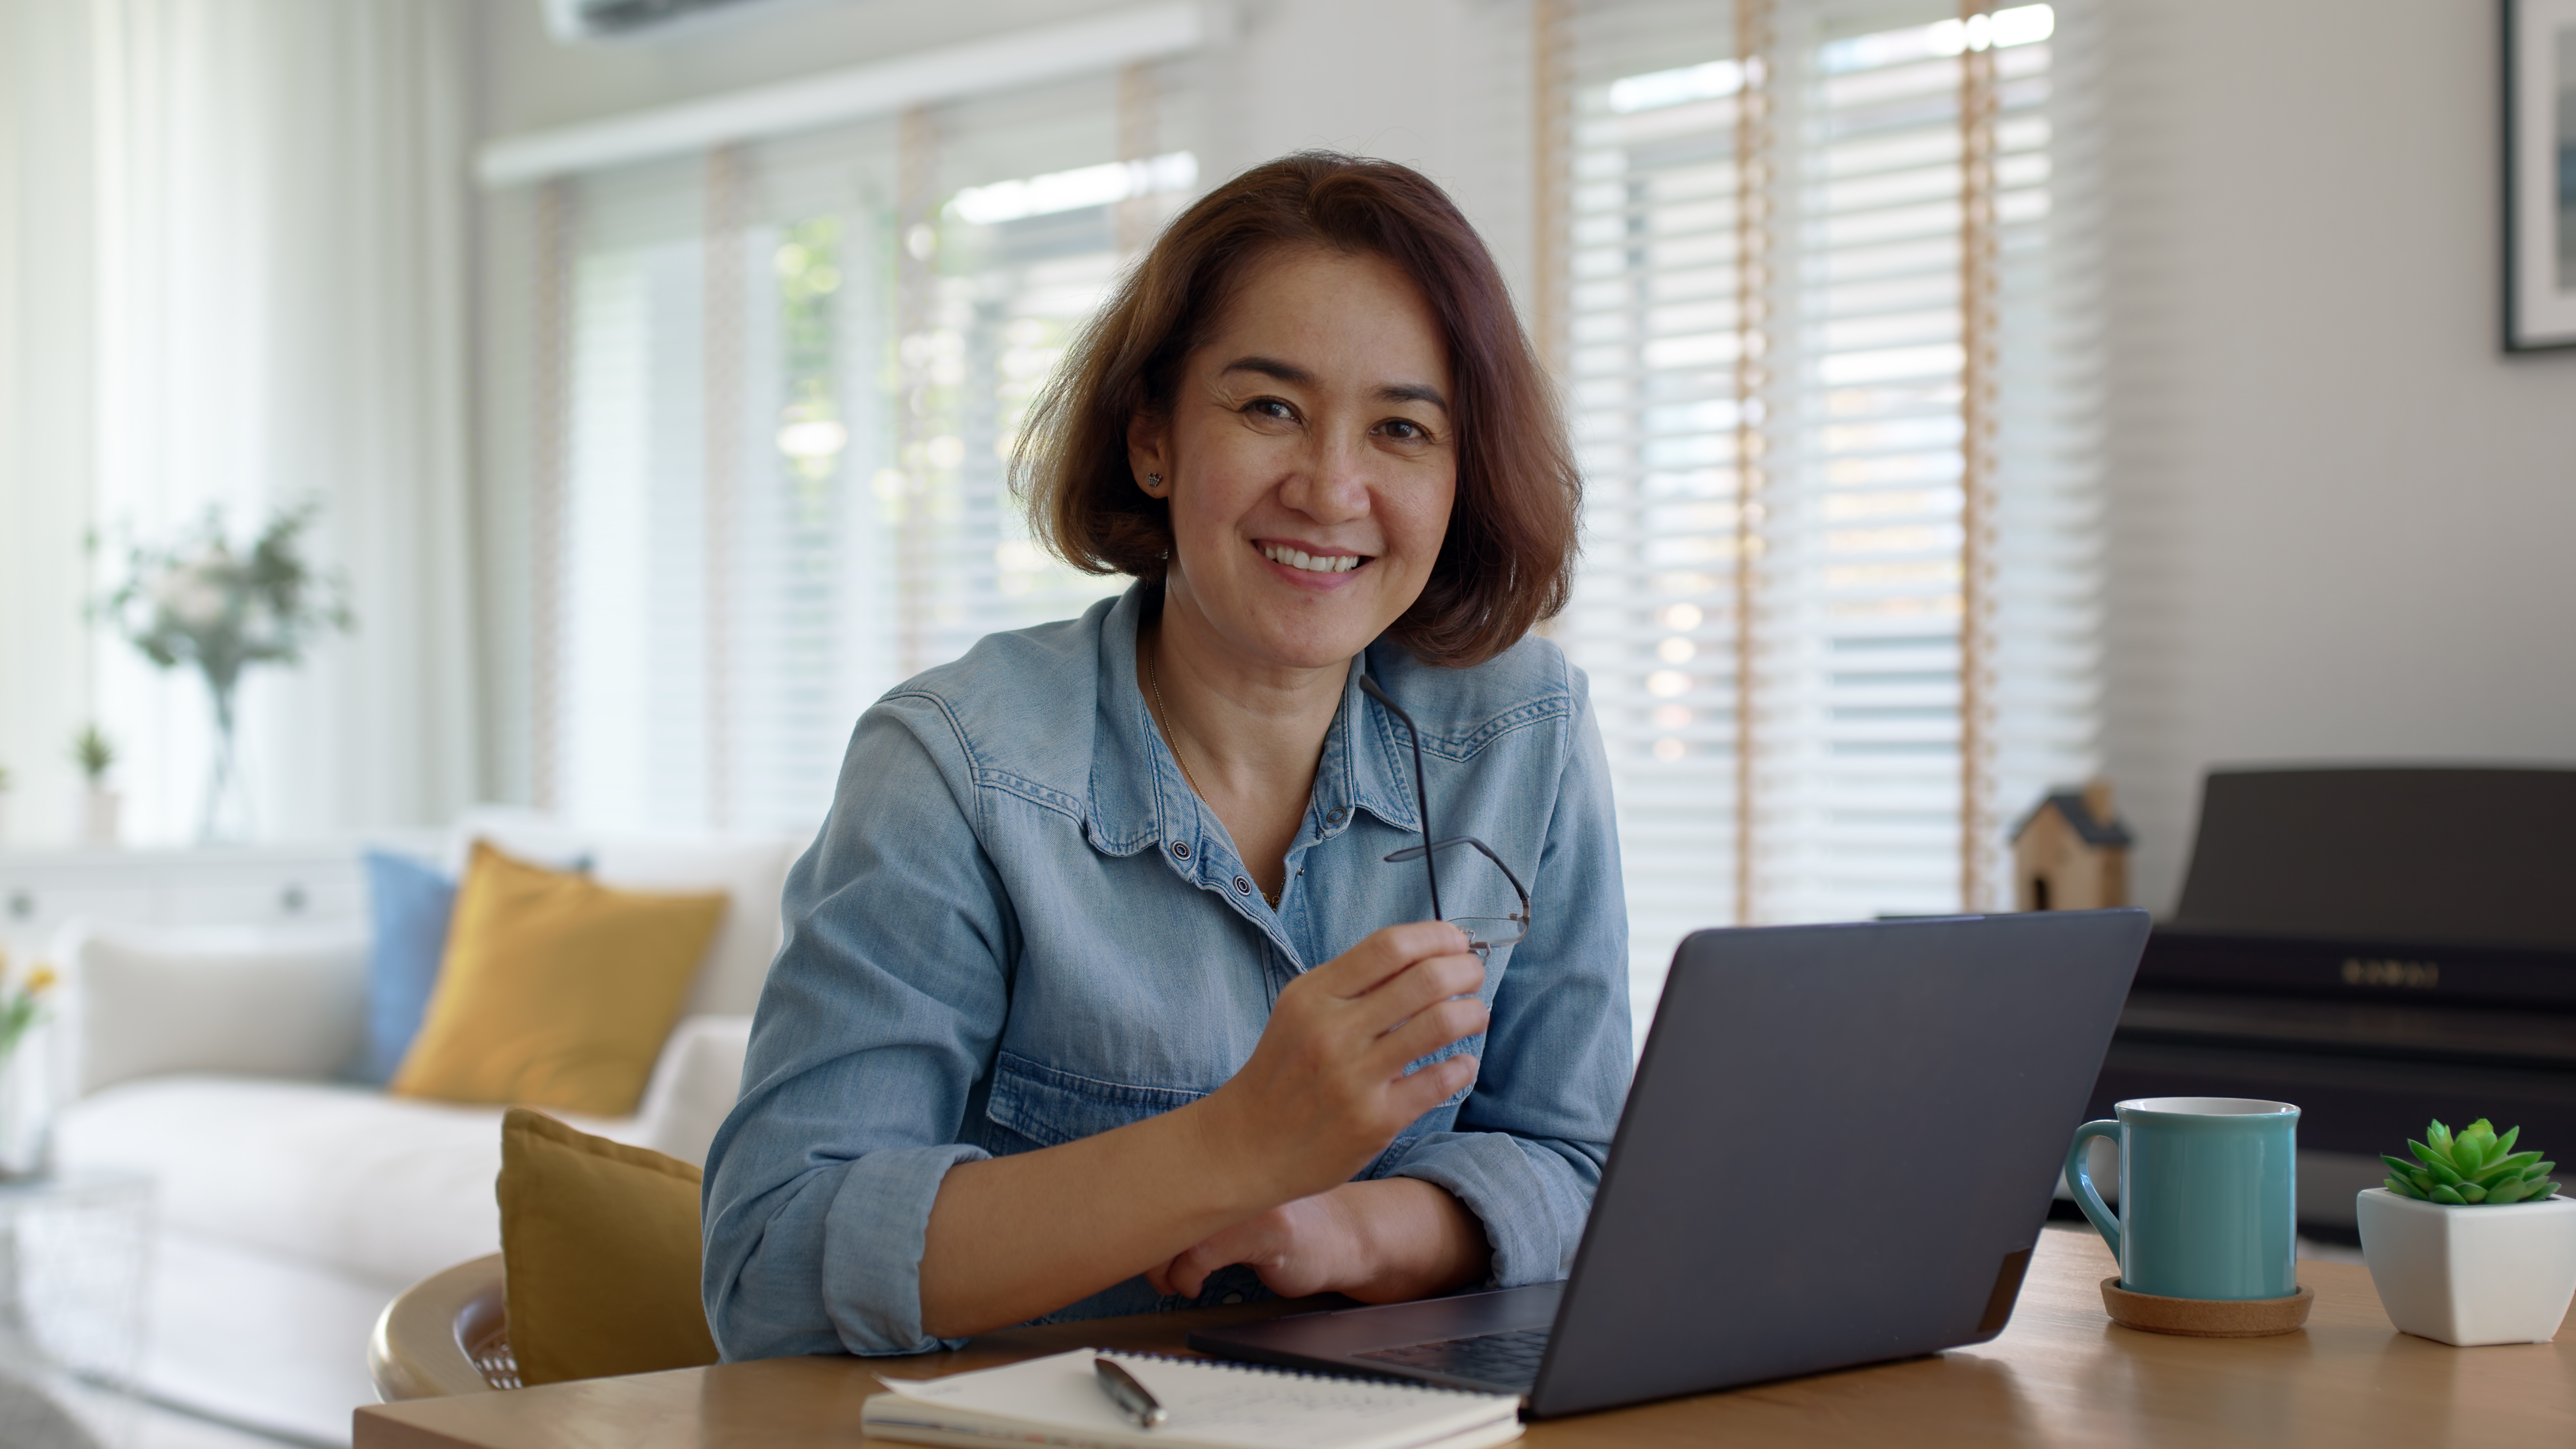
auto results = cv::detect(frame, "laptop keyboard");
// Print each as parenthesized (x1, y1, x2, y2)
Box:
(1356, 1326, 1551, 1389)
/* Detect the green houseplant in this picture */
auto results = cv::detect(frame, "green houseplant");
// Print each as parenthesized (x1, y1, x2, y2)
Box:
(71, 724, 119, 846)
(2358, 1117, 2576, 1345)
(96, 504, 352, 842)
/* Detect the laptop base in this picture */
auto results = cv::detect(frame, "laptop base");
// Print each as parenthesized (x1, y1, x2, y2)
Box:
(1185, 1282, 1562, 1395)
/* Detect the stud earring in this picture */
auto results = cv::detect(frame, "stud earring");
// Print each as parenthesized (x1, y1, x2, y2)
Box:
(1145, 473, 1162, 490)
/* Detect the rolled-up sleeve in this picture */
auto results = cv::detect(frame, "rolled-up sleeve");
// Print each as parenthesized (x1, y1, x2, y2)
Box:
(1388, 676, 1631, 1286)
(701, 695, 1015, 1358)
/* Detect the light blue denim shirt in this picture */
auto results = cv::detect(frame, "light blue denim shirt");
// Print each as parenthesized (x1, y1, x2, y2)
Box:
(701, 582, 1631, 1360)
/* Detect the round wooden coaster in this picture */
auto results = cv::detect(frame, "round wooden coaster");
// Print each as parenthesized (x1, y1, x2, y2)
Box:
(2099, 1278, 2314, 1337)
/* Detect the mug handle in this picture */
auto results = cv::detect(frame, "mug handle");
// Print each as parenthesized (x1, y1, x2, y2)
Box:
(2065, 1120, 2122, 1262)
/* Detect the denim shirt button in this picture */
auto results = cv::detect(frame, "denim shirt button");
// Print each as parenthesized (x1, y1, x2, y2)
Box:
(1233, 875, 1251, 894)
(1169, 841, 1190, 860)
(1325, 807, 1348, 826)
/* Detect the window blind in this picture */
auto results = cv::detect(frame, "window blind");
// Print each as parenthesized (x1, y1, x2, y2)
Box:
(547, 67, 1195, 838)
(1553, 0, 1751, 1028)
(556, 156, 718, 836)
(894, 71, 1193, 678)
(1552, 0, 2102, 1026)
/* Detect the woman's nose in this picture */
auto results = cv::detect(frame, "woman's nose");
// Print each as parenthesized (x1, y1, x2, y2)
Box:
(1282, 436, 1371, 522)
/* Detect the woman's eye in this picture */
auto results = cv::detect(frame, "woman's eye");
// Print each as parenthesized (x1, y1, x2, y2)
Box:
(1246, 397, 1297, 422)
(1380, 418, 1431, 442)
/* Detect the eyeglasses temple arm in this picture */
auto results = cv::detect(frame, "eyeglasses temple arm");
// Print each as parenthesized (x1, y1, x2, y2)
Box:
(1356, 673, 1441, 922)
(1453, 836, 1532, 919)
(1387, 836, 1532, 920)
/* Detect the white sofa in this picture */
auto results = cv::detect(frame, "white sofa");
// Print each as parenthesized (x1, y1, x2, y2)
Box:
(49, 815, 801, 1446)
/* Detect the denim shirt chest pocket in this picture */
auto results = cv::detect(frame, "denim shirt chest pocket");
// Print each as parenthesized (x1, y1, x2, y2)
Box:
(981, 1049, 1210, 1156)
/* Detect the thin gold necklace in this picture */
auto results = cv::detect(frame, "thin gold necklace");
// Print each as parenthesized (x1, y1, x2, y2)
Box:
(1143, 630, 1282, 909)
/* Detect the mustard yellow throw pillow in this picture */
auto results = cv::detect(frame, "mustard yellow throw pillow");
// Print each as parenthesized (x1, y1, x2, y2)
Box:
(497, 1106, 719, 1386)
(390, 841, 726, 1116)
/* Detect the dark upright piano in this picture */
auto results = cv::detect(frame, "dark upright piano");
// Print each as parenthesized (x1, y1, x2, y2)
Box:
(2086, 766, 2576, 1234)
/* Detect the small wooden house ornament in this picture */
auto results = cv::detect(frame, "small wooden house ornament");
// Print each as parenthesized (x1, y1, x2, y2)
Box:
(2013, 779, 2133, 911)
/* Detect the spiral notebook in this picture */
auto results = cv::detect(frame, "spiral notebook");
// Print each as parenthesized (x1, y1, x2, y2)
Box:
(861, 1348, 1525, 1449)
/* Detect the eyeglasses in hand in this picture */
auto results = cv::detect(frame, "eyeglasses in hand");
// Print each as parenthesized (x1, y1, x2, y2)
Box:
(1356, 674, 1533, 959)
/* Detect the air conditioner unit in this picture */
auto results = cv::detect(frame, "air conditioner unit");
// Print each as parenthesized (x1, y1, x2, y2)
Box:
(543, 0, 802, 42)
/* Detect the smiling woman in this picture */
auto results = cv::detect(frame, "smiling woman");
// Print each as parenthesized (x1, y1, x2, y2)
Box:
(700, 153, 1628, 1362)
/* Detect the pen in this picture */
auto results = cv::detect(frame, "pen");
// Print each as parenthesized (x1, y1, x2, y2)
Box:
(1093, 1356, 1166, 1430)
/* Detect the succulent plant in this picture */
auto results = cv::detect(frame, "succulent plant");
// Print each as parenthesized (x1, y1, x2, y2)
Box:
(2382, 1119, 2560, 1205)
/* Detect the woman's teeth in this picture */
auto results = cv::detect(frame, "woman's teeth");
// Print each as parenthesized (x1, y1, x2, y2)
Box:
(1263, 545, 1361, 574)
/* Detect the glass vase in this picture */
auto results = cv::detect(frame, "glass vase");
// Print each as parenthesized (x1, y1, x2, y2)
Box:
(199, 685, 252, 844)
(0, 1026, 53, 1182)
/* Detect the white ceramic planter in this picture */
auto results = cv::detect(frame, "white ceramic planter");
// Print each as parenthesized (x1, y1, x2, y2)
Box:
(2355, 1187, 2576, 1345)
(80, 786, 121, 846)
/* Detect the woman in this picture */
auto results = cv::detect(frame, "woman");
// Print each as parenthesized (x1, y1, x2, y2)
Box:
(701, 153, 1630, 1358)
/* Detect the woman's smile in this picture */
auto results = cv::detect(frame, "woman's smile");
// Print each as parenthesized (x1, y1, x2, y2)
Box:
(1255, 538, 1372, 582)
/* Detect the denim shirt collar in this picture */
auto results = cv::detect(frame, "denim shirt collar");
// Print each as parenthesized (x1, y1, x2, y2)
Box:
(1083, 583, 1422, 869)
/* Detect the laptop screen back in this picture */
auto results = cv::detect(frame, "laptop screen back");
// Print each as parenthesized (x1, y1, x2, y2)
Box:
(1529, 910, 2147, 1418)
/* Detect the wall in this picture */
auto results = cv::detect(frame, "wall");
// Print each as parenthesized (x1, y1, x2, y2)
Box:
(472, 0, 1525, 234)
(2098, 0, 2576, 911)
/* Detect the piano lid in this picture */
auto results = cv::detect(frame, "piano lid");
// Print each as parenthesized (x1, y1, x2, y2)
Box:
(2171, 766, 2576, 952)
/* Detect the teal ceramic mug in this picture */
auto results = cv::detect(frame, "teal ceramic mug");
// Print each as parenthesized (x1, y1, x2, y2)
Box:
(2065, 1096, 2298, 1301)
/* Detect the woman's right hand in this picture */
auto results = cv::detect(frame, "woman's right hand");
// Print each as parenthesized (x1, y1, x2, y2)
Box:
(1192, 921, 1491, 1202)
(917, 921, 1487, 1337)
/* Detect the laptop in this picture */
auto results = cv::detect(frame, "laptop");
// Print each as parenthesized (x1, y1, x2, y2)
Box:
(1190, 909, 2150, 1419)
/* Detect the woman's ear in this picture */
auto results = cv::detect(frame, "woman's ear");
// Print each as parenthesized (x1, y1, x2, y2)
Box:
(1127, 413, 1171, 498)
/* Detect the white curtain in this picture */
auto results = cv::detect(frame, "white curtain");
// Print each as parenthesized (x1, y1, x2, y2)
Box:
(0, 0, 102, 847)
(2, 0, 479, 844)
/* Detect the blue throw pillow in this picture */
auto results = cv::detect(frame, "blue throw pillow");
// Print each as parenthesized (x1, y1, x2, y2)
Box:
(353, 850, 458, 1085)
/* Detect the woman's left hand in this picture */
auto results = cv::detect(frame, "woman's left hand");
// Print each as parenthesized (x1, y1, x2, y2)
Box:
(1146, 1178, 1492, 1303)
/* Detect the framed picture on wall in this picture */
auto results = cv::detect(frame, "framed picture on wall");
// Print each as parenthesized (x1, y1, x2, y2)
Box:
(2505, 0, 2576, 350)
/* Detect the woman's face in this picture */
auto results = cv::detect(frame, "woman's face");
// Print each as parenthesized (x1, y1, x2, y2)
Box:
(1132, 246, 1457, 673)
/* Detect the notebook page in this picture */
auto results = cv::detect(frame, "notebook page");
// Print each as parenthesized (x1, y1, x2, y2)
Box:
(875, 1348, 1521, 1449)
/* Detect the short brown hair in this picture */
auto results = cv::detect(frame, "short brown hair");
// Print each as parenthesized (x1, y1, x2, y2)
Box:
(1013, 152, 1579, 667)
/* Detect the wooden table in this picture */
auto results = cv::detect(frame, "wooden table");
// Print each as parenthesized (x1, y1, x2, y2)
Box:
(356, 1226, 2573, 1447)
